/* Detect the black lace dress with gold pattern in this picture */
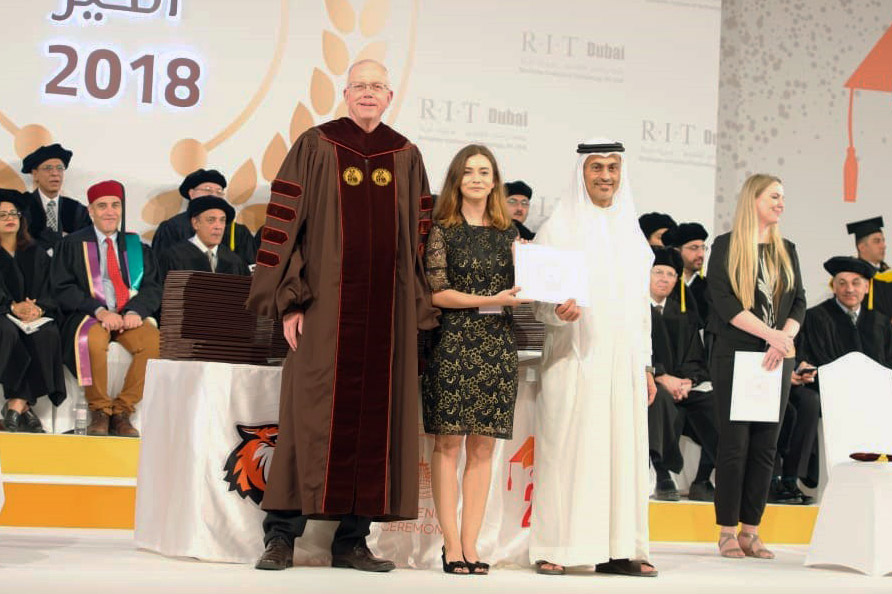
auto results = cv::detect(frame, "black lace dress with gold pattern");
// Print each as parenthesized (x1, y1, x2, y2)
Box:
(422, 221, 519, 439)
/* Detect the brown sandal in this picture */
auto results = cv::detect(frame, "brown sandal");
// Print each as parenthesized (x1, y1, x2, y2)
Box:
(718, 532, 745, 558)
(737, 532, 775, 559)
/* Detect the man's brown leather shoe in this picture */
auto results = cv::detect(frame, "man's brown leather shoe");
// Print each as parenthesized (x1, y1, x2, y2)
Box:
(255, 537, 294, 570)
(110, 413, 139, 438)
(331, 543, 396, 572)
(87, 410, 109, 436)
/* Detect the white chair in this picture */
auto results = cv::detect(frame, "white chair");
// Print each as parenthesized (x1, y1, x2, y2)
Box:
(805, 352, 892, 576)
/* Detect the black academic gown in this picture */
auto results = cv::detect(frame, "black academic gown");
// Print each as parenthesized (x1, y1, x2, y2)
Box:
(22, 190, 91, 253)
(51, 227, 163, 376)
(0, 243, 66, 405)
(513, 220, 535, 241)
(688, 274, 710, 328)
(668, 281, 702, 329)
(152, 211, 256, 267)
(158, 239, 251, 283)
(649, 299, 718, 473)
(800, 298, 892, 369)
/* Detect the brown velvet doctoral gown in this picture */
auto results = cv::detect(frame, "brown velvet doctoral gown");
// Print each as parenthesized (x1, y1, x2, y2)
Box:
(246, 117, 438, 521)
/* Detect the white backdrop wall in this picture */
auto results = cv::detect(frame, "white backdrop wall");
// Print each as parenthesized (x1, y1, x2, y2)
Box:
(716, 0, 892, 304)
(0, 0, 720, 240)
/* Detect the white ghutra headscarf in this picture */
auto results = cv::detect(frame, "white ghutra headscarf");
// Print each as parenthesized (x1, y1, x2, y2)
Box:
(534, 138, 654, 359)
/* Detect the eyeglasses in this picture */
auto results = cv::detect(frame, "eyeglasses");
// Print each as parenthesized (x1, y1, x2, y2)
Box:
(506, 199, 530, 207)
(0, 210, 21, 220)
(346, 82, 390, 93)
(38, 164, 66, 172)
(194, 186, 226, 197)
(682, 244, 709, 253)
(651, 269, 678, 279)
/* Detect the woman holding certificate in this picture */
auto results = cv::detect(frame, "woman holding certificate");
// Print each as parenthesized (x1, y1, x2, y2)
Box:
(706, 174, 806, 559)
(422, 144, 526, 575)
(0, 190, 66, 433)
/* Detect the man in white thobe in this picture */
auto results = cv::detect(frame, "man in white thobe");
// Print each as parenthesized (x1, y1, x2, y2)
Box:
(529, 140, 658, 577)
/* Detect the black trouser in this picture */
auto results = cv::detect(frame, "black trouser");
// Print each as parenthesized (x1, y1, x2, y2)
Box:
(711, 343, 793, 527)
(648, 386, 684, 473)
(649, 385, 719, 475)
(775, 386, 821, 479)
(10, 324, 66, 406)
(680, 389, 719, 468)
(0, 316, 28, 399)
(263, 511, 372, 555)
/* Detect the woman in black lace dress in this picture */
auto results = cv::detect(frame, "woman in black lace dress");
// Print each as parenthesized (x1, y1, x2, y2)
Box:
(423, 144, 528, 574)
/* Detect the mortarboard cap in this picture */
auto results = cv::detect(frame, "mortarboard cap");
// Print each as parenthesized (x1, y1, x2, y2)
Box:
(0, 188, 30, 214)
(639, 212, 677, 240)
(179, 169, 227, 200)
(504, 181, 532, 199)
(823, 256, 877, 280)
(846, 216, 884, 241)
(21, 143, 73, 173)
(662, 222, 708, 248)
(187, 196, 235, 223)
(651, 246, 683, 276)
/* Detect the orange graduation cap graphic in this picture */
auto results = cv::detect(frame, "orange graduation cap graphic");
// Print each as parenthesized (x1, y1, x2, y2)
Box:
(507, 436, 534, 491)
(844, 25, 892, 202)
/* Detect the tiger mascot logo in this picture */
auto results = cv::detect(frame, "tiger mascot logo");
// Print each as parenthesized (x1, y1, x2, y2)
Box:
(222, 423, 279, 505)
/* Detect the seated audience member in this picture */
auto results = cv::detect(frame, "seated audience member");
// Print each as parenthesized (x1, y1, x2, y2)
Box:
(846, 217, 892, 318)
(648, 247, 719, 502)
(800, 256, 892, 367)
(504, 180, 535, 240)
(159, 196, 249, 280)
(151, 169, 256, 267)
(638, 212, 676, 247)
(770, 256, 892, 502)
(20, 143, 91, 254)
(0, 190, 66, 432)
(663, 222, 710, 328)
(51, 181, 162, 438)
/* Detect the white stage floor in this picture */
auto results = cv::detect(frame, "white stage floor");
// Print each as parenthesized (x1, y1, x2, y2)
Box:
(0, 528, 887, 593)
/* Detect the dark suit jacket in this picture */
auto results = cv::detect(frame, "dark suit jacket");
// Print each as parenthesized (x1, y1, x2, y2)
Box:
(22, 190, 91, 252)
(51, 226, 162, 374)
(706, 232, 806, 351)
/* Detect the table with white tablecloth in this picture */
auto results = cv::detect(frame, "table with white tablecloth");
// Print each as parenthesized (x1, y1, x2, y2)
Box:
(134, 357, 539, 567)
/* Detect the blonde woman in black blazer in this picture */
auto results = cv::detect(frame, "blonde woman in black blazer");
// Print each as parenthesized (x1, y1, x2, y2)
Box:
(706, 174, 806, 559)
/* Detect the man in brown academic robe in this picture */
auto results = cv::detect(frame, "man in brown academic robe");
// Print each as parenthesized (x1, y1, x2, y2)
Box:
(246, 59, 438, 572)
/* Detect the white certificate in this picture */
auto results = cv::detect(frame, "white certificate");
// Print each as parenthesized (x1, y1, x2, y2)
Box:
(730, 351, 783, 422)
(514, 243, 590, 307)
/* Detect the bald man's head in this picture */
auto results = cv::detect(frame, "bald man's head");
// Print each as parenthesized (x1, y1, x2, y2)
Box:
(343, 60, 393, 131)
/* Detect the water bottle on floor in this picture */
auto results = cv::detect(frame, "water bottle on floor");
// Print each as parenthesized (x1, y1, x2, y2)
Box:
(74, 396, 88, 435)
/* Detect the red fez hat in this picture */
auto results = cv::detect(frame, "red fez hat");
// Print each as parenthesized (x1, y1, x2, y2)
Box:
(87, 180, 125, 204)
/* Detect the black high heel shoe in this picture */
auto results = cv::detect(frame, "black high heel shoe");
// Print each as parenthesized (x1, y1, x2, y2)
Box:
(441, 546, 469, 574)
(463, 555, 490, 575)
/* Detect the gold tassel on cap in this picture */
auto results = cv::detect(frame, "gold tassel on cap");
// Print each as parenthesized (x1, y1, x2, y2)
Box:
(230, 220, 236, 251)
(681, 282, 686, 313)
